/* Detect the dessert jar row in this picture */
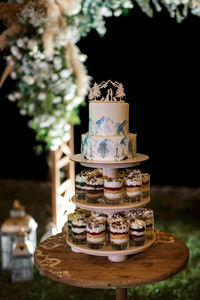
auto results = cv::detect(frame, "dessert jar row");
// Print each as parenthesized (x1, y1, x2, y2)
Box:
(65, 208, 154, 250)
(75, 169, 150, 204)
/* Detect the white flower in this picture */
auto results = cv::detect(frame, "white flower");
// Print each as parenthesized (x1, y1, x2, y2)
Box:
(114, 9, 122, 17)
(100, 7, 112, 17)
(63, 133, 70, 142)
(14, 92, 22, 99)
(51, 74, 59, 81)
(10, 46, 22, 59)
(37, 82, 46, 89)
(52, 96, 62, 104)
(28, 104, 35, 112)
(38, 93, 46, 101)
(64, 124, 71, 131)
(19, 109, 27, 115)
(66, 103, 74, 111)
(79, 54, 87, 62)
(59, 69, 71, 79)
(8, 94, 15, 102)
(73, 96, 84, 106)
(50, 138, 62, 151)
(16, 38, 24, 48)
(123, 1, 134, 8)
(28, 39, 37, 50)
(10, 72, 17, 79)
(23, 75, 34, 85)
(54, 57, 62, 67)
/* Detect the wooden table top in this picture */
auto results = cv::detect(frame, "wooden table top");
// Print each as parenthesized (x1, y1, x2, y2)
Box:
(34, 232, 189, 289)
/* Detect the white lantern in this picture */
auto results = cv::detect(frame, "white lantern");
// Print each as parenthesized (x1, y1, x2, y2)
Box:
(0, 200, 37, 270)
(11, 232, 34, 283)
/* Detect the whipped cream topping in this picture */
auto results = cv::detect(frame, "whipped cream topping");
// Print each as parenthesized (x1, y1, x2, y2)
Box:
(129, 219, 146, 229)
(104, 178, 123, 188)
(72, 217, 86, 227)
(86, 176, 103, 185)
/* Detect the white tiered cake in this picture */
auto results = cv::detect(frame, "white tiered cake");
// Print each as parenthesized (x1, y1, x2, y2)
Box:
(81, 80, 137, 161)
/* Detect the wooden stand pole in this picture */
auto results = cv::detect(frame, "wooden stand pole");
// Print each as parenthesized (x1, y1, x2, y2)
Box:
(50, 124, 75, 231)
(116, 288, 128, 300)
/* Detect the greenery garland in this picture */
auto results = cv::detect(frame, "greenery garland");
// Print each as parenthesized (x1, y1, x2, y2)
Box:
(0, 0, 199, 153)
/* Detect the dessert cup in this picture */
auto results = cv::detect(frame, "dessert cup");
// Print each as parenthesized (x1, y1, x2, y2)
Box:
(129, 219, 146, 246)
(142, 173, 150, 199)
(87, 218, 106, 249)
(110, 220, 129, 250)
(104, 177, 123, 204)
(124, 169, 142, 202)
(72, 216, 87, 244)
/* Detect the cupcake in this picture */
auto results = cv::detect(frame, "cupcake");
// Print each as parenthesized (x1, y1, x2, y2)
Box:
(86, 174, 104, 203)
(104, 177, 123, 204)
(110, 220, 129, 250)
(124, 169, 142, 202)
(86, 218, 106, 249)
(72, 216, 87, 244)
(142, 173, 150, 199)
(129, 219, 146, 246)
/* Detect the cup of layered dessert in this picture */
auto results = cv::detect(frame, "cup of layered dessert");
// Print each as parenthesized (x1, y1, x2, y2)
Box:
(124, 169, 142, 202)
(72, 216, 87, 244)
(75, 170, 90, 200)
(104, 177, 123, 204)
(91, 211, 107, 223)
(142, 173, 150, 199)
(86, 174, 104, 203)
(129, 218, 146, 246)
(86, 217, 106, 249)
(67, 212, 83, 238)
(110, 220, 129, 250)
(141, 208, 154, 240)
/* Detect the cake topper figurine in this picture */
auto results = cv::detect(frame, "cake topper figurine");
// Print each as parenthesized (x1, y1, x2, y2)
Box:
(88, 80, 126, 102)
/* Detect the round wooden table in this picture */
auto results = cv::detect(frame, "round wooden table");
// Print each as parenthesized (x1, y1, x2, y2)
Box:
(34, 232, 189, 300)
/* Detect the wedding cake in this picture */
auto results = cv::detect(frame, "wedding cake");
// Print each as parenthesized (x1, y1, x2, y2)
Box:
(81, 80, 137, 161)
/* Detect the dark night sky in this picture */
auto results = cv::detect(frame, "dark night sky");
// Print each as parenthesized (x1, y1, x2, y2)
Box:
(0, 7, 199, 186)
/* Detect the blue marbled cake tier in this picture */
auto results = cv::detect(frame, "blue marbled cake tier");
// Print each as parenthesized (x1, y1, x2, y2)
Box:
(81, 133, 137, 161)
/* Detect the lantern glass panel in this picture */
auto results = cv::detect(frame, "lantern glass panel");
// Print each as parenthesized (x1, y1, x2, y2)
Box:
(11, 257, 34, 282)
(1, 235, 13, 270)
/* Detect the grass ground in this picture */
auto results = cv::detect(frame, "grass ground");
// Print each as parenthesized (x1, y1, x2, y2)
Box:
(0, 180, 200, 300)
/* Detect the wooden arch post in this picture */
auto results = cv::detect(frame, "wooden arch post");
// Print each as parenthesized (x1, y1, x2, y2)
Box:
(50, 125, 75, 232)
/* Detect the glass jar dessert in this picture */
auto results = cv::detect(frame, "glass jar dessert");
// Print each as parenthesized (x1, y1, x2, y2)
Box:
(67, 212, 83, 238)
(86, 217, 106, 249)
(71, 216, 87, 244)
(142, 209, 154, 240)
(104, 177, 123, 204)
(129, 218, 146, 246)
(142, 173, 150, 199)
(110, 220, 129, 250)
(124, 169, 142, 202)
(86, 175, 104, 203)
(75, 170, 89, 200)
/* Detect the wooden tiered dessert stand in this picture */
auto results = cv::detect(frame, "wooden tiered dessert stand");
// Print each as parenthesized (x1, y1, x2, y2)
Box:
(34, 153, 189, 300)
(68, 153, 155, 262)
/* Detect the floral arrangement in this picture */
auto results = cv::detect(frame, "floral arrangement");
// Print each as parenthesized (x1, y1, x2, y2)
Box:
(0, 0, 133, 152)
(0, 0, 199, 152)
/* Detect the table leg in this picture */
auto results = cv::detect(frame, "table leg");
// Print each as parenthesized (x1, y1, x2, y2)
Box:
(116, 288, 128, 300)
